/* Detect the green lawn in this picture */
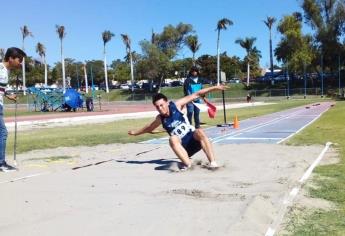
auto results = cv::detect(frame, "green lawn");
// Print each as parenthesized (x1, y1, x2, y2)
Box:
(281, 100, 345, 235)
(6, 98, 324, 154)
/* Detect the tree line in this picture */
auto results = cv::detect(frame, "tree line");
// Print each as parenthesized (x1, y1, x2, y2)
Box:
(1, 0, 345, 92)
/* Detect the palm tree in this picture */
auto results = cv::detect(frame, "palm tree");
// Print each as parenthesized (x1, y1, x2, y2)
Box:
(121, 34, 135, 92)
(20, 25, 33, 95)
(185, 35, 201, 65)
(216, 18, 233, 85)
(0, 48, 4, 60)
(151, 29, 156, 45)
(124, 51, 140, 64)
(83, 63, 89, 93)
(102, 30, 115, 93)
(35, 42, 48, 86)
(263, 16, 276, 78)
(56, 25, 66, 92)
(235, 37, 257, 86)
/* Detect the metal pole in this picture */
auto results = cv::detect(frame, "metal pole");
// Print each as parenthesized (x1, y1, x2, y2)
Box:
(304, 62, 307, 99)
(338, 55, 341, 96)
(216, 30, 220, 86)
(130, 52, 134, 93)
(321, 53, 324, 98)
(97, 95, 102, 111)
(76, 64, 80, 90)
(13, 76, 19, 166)
(286, 61, 290, 99)
(222, 90, 227, 123)
(90, 65, 95, 100)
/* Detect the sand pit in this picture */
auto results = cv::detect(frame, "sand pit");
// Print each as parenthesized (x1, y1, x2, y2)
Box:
(0, 143, 331, 236)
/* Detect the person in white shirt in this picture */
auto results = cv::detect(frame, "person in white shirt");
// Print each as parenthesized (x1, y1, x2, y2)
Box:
(0, 47, 26, 172)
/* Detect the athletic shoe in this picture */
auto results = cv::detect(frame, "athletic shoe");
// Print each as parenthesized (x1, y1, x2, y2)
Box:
(0, 162, 17, 172)
(179, 163, 192, 171)
(209, 161, 218, 168)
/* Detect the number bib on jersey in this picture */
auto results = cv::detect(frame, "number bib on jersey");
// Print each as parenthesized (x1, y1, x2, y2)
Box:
(171, 123, 192, 139)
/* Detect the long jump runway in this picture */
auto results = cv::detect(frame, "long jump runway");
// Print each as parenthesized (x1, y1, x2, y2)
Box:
(143, 102, 333, 145)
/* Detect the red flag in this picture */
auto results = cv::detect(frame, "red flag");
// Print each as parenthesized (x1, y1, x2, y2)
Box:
(203, 98, 217, 118)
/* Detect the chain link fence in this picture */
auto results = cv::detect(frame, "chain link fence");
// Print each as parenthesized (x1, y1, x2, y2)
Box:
(4, 86, 344, 113)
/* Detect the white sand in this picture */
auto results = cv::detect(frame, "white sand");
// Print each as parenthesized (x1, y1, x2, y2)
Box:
(0, 143, 328, 236)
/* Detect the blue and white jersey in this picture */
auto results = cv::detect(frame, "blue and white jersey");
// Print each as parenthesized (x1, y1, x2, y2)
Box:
(0, 63, 8, 106)
(160, 101, 195, 140)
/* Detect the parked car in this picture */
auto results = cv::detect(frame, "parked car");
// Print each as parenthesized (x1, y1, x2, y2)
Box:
(200, 78, 213, 85)
(39, 87, 56, 93)
(110, 84, 121, 89)
(255, 76, 268, 82)
(170, 81, 183, 87)
(120, 84, 130, 90)
(229, 78, 240, 84)
(128, 84, 140, 90)
(272, 74, 289, 81)
(141, 82, 158, 92)
(5, 89, 15, 94)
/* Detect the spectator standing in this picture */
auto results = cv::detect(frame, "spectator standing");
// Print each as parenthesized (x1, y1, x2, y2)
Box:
(183, 66, 203, 128)
(0, 47, 26, 172)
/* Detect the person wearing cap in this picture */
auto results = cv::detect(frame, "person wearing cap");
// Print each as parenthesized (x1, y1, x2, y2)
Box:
(0, 47, 26, 172)
(183, 66, 203, 128)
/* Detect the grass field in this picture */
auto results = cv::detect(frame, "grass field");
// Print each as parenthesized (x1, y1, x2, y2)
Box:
(282, 100, 345, 235)
(6, 98, 325, 154)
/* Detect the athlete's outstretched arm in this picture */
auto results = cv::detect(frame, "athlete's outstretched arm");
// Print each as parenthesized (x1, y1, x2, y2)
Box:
(128, 115, 162, 136)
(175, 85, 227, 109)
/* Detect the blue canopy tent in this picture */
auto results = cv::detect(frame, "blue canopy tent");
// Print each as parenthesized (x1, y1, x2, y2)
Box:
(63, 89, 83, 111)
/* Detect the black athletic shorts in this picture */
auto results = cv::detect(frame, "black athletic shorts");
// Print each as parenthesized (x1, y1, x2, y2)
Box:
(181, 131, 202, 157)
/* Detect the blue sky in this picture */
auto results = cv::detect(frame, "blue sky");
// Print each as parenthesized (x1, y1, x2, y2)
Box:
(0, 0, 310, 68)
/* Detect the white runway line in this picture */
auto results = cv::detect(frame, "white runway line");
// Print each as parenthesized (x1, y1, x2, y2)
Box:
(0, 172, 50, 184)
(215, 103, 332, 144)
(277, 104, 332, 144)
(264, 142, 332, 236)
(212, 108, 307, 143)
(224, 137, 281, 140)
(299, 142, 333, 183)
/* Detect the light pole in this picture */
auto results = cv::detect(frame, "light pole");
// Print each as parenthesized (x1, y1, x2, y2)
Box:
(90, 65, 95, 100)
(338, 55, 341, 96)
(286, 61, 290, 99)
(76, 64, 80, 90)
(320, 52, 324, 98)
(304, 62, 307, 99)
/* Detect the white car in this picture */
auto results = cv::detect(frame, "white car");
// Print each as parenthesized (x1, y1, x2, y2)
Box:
(229, 78, 240, 83)
(120, 84, 130, 90)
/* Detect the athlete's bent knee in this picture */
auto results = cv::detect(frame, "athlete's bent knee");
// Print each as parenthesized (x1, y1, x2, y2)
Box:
(194, 129, 207, 140)
(169, 135, 181, 147)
